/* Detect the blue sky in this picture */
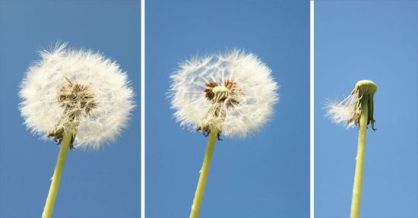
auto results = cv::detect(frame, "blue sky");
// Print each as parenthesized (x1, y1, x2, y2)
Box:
(0, 1, 140, 217)
(146, 0, 309, 217)
(315, 1, 418, 217)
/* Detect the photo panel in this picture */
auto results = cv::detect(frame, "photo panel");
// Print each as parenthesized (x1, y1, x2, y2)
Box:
(315, 1, 418, 217)
(0, 0, 140, 217)
(146, 0, 310, 217)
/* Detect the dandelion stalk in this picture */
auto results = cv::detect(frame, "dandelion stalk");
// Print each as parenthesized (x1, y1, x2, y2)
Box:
(42, 131, 72, 218)
(350, 99, 367, 218)
(189, 128, 219, 218)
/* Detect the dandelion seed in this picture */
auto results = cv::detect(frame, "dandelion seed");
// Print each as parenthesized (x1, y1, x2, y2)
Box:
(19, 43, 135, 149)
(170, 50, 278, 138)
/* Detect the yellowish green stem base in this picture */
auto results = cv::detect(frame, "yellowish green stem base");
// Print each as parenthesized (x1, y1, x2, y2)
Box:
(42, 132, 72, 218)
(350, 101, 368, 218)
(189, 129, 219, 218)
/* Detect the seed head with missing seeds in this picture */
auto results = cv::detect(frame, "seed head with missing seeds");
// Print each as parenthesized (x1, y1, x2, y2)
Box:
(326, 80, 377, 129)
(170, 50, 278, 138)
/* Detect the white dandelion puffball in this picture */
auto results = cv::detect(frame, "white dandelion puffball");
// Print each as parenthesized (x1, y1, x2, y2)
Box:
(19, 44, 135, 149)
(326, 80, 377, 128)
(170, 50, 278, 138)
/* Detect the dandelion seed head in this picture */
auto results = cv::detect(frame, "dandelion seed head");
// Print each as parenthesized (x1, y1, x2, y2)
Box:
(169, 50, 278, 138)
(19, 43, 135, 149)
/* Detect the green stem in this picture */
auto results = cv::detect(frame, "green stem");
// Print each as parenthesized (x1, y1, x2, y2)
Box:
(189, 129, 219, 218)
(350, 100, 368, 218)
(42, 131, 72, 218)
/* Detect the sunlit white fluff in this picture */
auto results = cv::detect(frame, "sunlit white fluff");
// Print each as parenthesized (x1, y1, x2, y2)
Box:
(326, 93, 360, 128)
(169, 50, 278, 138)
(19, 44, 134, 149)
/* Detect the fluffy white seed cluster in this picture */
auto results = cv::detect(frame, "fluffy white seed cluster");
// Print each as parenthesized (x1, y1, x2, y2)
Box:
(326, 93, 360, 128)
(19, 44, 135, 149)
(170, 50, 278, 138)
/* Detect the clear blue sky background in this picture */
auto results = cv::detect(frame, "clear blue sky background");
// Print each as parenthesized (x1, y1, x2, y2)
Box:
(0, 0, 140, 217)
(146, 0, 309, 217)
(315, 1, 418, 217)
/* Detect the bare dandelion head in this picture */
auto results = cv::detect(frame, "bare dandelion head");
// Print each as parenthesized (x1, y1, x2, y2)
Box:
(326, 80, 377, 129)
(19, 43, 135, 149)
(170, 50, 278, 138)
